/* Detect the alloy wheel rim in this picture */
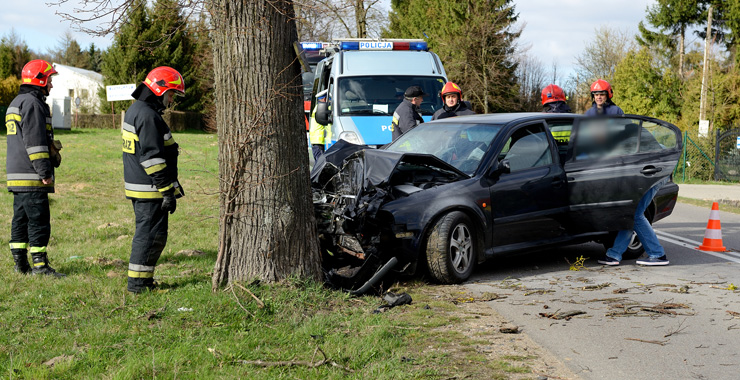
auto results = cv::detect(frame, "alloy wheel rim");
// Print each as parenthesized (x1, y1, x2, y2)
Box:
(449, 224, 473, 274)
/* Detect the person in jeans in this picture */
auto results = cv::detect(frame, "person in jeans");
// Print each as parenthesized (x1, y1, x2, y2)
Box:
(599, 177, 670, 266)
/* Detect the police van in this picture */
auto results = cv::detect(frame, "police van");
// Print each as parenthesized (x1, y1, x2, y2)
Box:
(306, 39, 448, 148)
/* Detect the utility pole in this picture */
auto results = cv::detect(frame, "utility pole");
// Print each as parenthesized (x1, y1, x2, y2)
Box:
(698, 5, 713, 137)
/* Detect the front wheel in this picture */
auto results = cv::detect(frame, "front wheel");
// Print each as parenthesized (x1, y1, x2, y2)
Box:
(425, 211, 476, 284)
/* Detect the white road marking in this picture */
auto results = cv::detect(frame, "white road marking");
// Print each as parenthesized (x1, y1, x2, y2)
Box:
(654, 229, 740, 264)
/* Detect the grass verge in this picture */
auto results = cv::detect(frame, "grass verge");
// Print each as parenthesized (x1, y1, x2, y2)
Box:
(0, 129, 556, 379)
(678, 196, 740, 215)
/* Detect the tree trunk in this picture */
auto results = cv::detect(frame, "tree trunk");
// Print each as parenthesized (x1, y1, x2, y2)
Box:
(210, 0, 322, 289)
(354, 0, 367, 38)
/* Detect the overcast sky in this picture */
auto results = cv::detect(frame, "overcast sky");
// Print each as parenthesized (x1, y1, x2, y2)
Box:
(2, 0, 658, 78)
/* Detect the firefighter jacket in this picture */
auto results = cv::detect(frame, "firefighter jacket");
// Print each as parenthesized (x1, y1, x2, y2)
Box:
(431, 100, 476, 120)
(584, 102, 624, 116)
(391, 99, 423, 140)
(543, 101, 573, 114)
(122, 84, 183, 200)
(5, 85, 55, 193)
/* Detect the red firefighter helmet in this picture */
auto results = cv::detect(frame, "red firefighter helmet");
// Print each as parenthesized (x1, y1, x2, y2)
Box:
(541, 84, 566, 105)
(143, 66, 185, 96)
(590, 79, 613, 99)
(440, 81, 463, 99)
(21, 59, 58, 87)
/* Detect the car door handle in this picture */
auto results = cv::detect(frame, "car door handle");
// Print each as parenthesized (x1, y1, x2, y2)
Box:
(640, 166, 663, 175)
(552, 178, 564, 188)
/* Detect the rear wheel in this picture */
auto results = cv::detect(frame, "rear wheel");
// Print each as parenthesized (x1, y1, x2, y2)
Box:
(426, 211, 476, 283)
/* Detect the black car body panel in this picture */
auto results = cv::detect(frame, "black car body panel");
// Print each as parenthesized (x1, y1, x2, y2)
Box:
(311, 113, 683, 292)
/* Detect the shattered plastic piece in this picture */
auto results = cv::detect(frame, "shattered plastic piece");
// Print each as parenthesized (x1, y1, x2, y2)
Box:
(372, 292, 412, 313)
(177, 307, 193, 312)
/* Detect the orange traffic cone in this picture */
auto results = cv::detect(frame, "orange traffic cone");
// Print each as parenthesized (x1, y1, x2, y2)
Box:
(697, 202, 727, 252)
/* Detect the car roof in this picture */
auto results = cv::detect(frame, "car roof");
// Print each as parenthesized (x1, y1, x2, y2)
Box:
(426, 112, 588, 125)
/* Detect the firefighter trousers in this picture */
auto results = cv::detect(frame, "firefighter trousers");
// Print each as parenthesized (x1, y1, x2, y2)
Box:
(10, 192, 51, 256)
(128, 199, 168, 291)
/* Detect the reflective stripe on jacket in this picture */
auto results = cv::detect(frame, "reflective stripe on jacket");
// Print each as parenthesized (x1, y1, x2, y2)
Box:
(5, 86, 55, 193)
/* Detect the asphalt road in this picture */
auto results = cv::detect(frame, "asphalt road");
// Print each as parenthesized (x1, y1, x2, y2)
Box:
(466, 202, 740, 380)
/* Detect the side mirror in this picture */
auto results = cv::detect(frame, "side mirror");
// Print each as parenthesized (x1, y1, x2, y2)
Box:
(316, 101, 331, 126)
(489, 159, 511, 178)
(499, 159, 511, 174)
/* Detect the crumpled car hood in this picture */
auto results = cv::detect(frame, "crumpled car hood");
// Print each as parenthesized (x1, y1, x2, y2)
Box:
(310, 140, 469, 190)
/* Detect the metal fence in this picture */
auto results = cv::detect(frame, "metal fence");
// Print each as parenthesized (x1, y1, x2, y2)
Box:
(674, 131, 716, 182)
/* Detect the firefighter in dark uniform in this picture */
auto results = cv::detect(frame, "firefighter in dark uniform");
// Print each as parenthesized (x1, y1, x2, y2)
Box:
(6, 59, 64, 276)
(122, 66, 184, 293)
(541, 84, 572, 113)
(432, 82, 476, 120)
(391, 86, 425, 140)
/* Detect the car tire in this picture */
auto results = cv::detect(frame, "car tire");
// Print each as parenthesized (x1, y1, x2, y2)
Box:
(425, 211, 476, 284)
(603, 230, 647, 260)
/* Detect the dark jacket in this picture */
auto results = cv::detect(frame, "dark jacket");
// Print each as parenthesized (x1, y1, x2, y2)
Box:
(432, 100, 476, 120)
(584, 102, 624, 116)
(5, 85, 55, 193)
(542, 101, 573, 114)
(122, 84, 183, 200)
(391, 99, 423, 140)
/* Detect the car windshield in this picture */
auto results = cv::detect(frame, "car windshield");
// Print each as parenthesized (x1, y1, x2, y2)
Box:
(386, 123, 502, 175)
(337, 76, 445, 116)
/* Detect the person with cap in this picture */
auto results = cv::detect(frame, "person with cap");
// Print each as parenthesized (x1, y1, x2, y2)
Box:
(584, 79, 624, 116)
(308, 89, 330, 159)
(5, 59, 65, 277)
(122, 66, 185, 293)
(541, 84, 572, 113)
(391, 85, 425, 140)
(432, 82, 476, 120)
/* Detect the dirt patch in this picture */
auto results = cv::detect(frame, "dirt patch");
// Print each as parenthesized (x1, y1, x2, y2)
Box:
(405, 284, 580, 380)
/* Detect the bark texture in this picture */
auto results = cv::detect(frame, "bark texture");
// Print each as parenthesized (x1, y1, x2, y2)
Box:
(210, 0, 321, 289)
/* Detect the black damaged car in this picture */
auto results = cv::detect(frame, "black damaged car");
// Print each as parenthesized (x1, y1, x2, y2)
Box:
(311, 113, 682, 294)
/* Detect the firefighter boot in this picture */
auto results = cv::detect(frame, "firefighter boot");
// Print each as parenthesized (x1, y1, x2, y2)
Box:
(12, 251, 31, 274)
(31, 252, 66, 278)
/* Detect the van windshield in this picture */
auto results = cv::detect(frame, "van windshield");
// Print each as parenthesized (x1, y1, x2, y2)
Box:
(337, 76, 445, 116)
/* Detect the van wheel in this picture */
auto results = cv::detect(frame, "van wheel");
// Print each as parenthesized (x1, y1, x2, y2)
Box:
(426, 211, 476, 284)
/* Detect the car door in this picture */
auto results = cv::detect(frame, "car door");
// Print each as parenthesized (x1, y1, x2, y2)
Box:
(490, 121, 569, 249)
(564, 116, 682, 232)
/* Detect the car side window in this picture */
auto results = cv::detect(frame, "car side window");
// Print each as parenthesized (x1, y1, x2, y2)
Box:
(575, 118, 677, 160)
(640, 121, 677, 152)
(501, 124, 553, 172)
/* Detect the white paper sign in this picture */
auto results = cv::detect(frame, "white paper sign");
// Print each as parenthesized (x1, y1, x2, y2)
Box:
(698, 120, 709, 138)
(106, 84, 136, 102)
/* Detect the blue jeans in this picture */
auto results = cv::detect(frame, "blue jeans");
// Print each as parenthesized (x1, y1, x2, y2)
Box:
(606, 178, 668, 261)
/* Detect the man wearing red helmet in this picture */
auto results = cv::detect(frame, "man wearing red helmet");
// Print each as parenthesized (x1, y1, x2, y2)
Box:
(5, 59, 64, 277)
(541, 84, 572, 113)
(432, 82, 476, 120)
(122, 66, 185, 293)
(584, 79, 624, 116)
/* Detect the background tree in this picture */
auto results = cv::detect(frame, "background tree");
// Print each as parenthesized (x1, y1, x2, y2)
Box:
(569, 26, 632, 112)
(516, 54, 548, 112)
(48, 31, 91, 69)
(209, 0, 321, 287)
(384, 0, 521, 113)
(294, 0, 388, 39)
(0, 30, 32, 79)
(637, 0, 702, 77)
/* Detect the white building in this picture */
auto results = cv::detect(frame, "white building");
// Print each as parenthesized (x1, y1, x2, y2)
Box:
(47, 63, 104, 129)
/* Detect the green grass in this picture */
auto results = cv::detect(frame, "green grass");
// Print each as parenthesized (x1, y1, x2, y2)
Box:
(678, 196, 740, 215)
(0, 129, 526, 379)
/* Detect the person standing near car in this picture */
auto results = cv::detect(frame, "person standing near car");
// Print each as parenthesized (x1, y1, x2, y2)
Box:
(6, 59, 64, 277)
(309, 89, 330, 159)
(432, 82, 476, 120)
(541, 84, 572, 113)
(122, 66, 185, 293)
(598, 176, 670, 266)
(584, 79, 624, 116)
(391, 86, 425, 140)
